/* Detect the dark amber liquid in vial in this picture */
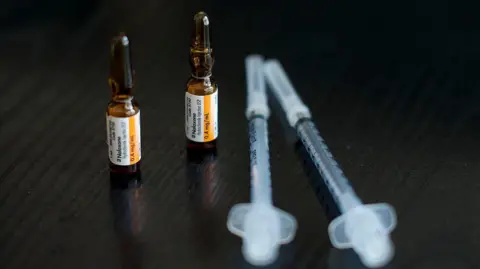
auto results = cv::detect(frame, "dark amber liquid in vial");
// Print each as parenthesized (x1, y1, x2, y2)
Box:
(107, 95, 141, 174)
(186, 76, 218, 150)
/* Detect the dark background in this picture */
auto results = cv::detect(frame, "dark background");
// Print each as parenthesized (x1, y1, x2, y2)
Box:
(0, 0, 479, 268)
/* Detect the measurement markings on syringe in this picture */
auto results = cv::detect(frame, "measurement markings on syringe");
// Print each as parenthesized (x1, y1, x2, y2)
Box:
(249, 120, 258, 166)
(298, 122, 351, 195)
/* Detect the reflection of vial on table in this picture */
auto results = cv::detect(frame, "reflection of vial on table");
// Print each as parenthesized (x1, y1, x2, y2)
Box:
(185, 11, 218, 150)
(106, 33, 142, 174)
(186, 148, 219, 209)
(186, 148, 220, 255)
(110, 172, 145, 269)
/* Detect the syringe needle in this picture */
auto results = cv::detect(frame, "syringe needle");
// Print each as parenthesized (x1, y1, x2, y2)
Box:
(226, 55, 297, 266)
(264, 59, 397, 269)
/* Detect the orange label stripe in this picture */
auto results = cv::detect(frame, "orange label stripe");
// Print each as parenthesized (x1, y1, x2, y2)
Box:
(203, 94, 214, 142)
(129, 115, 140, 164)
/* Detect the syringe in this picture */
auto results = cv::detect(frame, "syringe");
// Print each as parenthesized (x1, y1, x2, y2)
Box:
(264, 59, 397, 268)
(227, 55, 297, 266)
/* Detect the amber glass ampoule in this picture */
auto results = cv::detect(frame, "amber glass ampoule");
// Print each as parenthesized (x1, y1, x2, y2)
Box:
(106, 33, 141, 174)
(185, 11, 218, 150)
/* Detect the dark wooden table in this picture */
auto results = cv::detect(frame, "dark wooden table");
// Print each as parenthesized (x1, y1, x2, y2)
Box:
(0, 0, 479, 268)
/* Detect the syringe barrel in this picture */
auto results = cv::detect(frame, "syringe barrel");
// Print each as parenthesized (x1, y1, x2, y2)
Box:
(296, 119, 354, 205)
(245, 55, 269, 119)
(263, 60, 311, 127)
(249, 117, 272, 204)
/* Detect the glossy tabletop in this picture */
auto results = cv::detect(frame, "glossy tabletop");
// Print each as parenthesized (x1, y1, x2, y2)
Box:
(0, 0, 479, 268)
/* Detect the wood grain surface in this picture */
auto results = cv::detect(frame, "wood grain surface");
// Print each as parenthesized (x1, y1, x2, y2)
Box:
(0, 0, 479, 268)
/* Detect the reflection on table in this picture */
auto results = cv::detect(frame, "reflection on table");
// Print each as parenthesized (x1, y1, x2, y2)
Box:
(110, 171, 145, 269)
(186, 148, 221, 257)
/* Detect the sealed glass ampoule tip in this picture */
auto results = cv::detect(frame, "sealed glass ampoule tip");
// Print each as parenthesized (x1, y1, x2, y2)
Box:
(109, 33, 134, 93)
(190, 11, 214, 77)
(192, 12, 211, 51)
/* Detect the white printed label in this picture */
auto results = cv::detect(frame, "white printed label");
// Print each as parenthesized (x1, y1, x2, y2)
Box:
(185, 91, 218, 142)
(106, 112, 141, 166)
